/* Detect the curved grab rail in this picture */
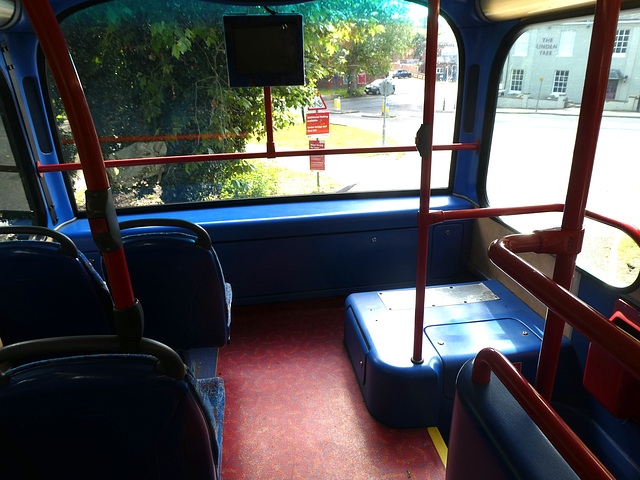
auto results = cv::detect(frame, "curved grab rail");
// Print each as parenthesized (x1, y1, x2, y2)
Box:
(0, 225, 78, 257)
(488, 233, 640, 382)
(0, 335, 186, 382)
(119, 219, 212, 250)
(472, 348, 614, 480)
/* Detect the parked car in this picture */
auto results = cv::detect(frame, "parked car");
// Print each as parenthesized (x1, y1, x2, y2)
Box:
(364, 78, 396, 95)
(392, 69, 411, 78)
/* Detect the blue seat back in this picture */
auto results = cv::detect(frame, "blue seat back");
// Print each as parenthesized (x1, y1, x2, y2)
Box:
(0, 336, 223, 479)
(446, 358, 580, 480)
(115, 219, 230, 350)
(0, 226, 114, 345)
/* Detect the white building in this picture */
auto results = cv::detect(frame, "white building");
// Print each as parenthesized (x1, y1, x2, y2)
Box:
(498, 13, 640, 111)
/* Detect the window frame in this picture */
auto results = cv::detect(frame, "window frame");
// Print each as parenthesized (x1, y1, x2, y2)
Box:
(0, 70, 47, 225)
(43, 0, 464, 214)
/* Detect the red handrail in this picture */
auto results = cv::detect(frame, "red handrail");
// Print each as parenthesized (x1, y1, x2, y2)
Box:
(22, 0, 136, 311)
(535, 0, 622, 400)
(412, 0, 440, 364)
(489, 233, 640, 382)
(37, 142, 479, 174)
(472, 348, 615, 480)
(427, 203, 640, 250)
(60, 133, 249, 144)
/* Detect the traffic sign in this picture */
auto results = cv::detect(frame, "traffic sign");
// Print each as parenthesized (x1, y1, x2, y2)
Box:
(308, 93, 327, 110)
(379, 79, 394, 96)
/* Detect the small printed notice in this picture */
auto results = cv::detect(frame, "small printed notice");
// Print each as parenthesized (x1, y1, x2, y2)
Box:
(306, 111, 330, 136)
(309, 139, 325, 171)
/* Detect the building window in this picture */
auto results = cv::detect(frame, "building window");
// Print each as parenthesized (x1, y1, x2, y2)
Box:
(510, 69, 524, 92)
(613, 29, 630, 55)
(558, 30, 576, 57)
(552, 70, 569, 94)
(513, 31, 529, 57)
(606, 79, 618, 100)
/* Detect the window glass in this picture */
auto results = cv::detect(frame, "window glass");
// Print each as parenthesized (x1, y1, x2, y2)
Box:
(0, 108, 34, 225)
(48, 0, 458, 208)
(513, 31, 529, 56)
(510, 69, 524, 92)
(558, 30, 575, 57)
(552, 70, 569, 94)
(488, 11, 640, 288)
(613, 29, 630, 55)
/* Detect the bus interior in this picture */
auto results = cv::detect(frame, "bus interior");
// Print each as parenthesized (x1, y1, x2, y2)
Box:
(0, 0, 640, 477)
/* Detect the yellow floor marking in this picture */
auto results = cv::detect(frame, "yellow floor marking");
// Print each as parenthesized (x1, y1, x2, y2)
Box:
(427, 427, 448, 468)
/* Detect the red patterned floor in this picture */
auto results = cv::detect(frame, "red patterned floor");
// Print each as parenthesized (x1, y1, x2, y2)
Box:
(217, 297, 446, 479)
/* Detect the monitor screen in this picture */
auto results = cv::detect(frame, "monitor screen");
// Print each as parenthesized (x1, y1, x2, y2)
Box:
(224, 14, 305, 88)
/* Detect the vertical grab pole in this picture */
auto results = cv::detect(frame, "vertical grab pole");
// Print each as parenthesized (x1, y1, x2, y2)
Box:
(264, 87, 276, 158)
(412, 0, 439, 364)
(535, 0, 622, 400)
(22, 0, 142, 349)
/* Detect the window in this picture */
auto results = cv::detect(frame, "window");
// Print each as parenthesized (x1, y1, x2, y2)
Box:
(0, 122, 33, 225)
(606, 79, 618, 100)
(557, 30, 575, 57)
(47, 0, 459, 209)
(488, 11, 640, 288)
(513, 31, 529, 56)
(0, 86, 37, 225)
(613, 29, 630, 55)
(552, 70, 569, 94)
(510, 69, 524, 93)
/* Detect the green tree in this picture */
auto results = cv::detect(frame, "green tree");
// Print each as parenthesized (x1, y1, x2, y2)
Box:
(56, 0, 318, 203)
(301, 0, 413, 94)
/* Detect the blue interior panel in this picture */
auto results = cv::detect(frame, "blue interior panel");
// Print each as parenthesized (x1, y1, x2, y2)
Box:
(344, 280, 559, 431)
(60, 196, 475, 303)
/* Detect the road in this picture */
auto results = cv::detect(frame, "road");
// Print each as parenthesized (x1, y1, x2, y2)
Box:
(319, 79, 640, 230)
(326, 78, 458, 146)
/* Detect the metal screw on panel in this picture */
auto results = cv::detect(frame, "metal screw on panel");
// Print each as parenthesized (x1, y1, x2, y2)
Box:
(371, 236, 377, 243)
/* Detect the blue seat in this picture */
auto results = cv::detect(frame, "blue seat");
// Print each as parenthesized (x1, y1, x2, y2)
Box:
(446, 357, 580, 480)
(0, 226, 114, 345)
(114, 219, 231, 352)
(0, 335, 224, 479)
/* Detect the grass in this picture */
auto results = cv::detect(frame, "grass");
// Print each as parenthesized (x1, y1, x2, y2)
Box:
(251, 121, 398, 151)
(241, 121, 402, 196)
(318, 87, 349, 97)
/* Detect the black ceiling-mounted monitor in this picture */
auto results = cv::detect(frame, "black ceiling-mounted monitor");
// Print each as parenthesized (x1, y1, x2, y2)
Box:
(224, 14, 305, 88)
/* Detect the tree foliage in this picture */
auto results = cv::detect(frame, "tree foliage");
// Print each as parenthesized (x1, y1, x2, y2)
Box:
(300, 0, 413, 94)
